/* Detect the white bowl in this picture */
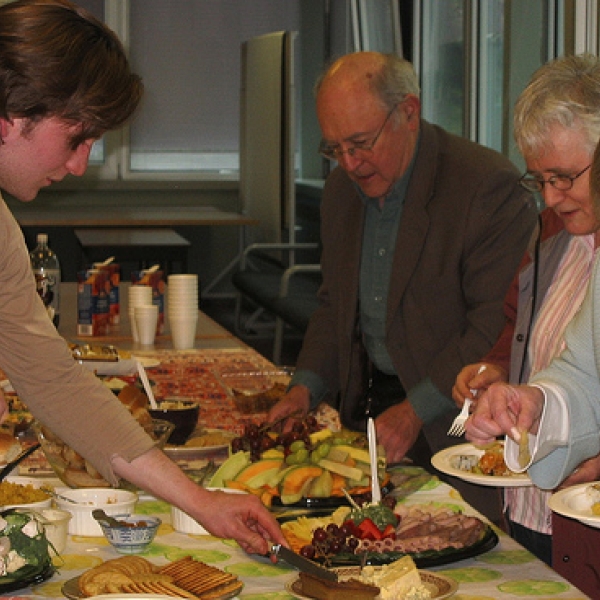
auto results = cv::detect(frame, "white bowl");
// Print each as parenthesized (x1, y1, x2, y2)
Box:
(1, 476, 53, 510)
(53, 488, 137, 536)
(171, 488, 247, 534)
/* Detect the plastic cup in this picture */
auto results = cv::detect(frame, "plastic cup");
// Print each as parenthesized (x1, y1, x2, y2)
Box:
(40, 508, 72, 554)
(135, 304, 159, 346)
(169, 314, 198, 350)
(129, 285, 153, 341)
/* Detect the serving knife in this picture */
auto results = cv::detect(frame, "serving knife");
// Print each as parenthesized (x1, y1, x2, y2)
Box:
(270, 543, 338, 581)
(367, 417, 382, 503)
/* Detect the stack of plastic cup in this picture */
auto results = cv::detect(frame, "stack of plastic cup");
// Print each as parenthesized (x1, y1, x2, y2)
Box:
(134, 304, 159, 346)
(167, 274, 198, 350)
(129, 285, 153, 343)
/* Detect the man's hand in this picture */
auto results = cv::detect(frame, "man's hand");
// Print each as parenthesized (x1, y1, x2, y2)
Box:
(465, 382, 544, 447)
(560, 454, 600, 489)
(375, 401, 423, 464)
(195, 489, 287, 556)
(452, 362, 506, 407)
(266, 385, 310, 432)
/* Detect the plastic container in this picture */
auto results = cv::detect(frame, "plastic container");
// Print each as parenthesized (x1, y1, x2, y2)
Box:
(39, 508, 72, 554)
(219, 368, 293, 414)
(30, 233, 60, 326)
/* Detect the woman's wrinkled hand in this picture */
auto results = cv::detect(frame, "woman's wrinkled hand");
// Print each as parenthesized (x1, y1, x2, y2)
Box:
(466, 382, 544, 447)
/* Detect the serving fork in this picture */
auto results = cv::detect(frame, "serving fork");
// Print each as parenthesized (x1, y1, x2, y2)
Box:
(447, 365, 486, 437)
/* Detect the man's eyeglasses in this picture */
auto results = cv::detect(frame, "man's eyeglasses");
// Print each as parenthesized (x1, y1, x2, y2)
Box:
(519, 164, 591, 193)
(318, 106, 397, 161)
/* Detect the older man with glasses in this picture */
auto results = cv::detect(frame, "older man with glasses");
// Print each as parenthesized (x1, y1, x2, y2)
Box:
(268, 51, 536, 522)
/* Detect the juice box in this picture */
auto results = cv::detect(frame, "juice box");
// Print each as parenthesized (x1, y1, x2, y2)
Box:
(95, 263, 120, 327)
(77, 269, 110, 336)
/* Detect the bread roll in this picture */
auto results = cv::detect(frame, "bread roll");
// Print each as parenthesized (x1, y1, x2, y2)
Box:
(0, 432, 22, 464)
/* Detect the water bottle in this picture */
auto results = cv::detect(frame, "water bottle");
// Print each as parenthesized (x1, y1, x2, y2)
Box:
(30, 233, 61, 326)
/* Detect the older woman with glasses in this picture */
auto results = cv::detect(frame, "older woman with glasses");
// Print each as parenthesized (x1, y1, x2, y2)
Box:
(459, 53, 600, 566)
(268, 51, 536, 523)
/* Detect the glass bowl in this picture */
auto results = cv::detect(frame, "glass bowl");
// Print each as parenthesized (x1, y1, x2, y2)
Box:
(33, 419, 174, 490)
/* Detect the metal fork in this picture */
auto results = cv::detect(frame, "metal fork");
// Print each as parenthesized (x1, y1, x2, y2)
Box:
(447, 365, 486, 437)
(447, 398, 472, 437)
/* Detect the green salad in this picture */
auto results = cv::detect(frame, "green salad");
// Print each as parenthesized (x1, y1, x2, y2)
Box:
(0, 510, 51, 582)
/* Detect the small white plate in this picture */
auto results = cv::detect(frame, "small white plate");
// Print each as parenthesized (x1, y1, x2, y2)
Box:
(286, 567, 458, 600)
(132, 356, 161, 369)
(163, 429, 234, 459)
(548, 482, 600, 529)
(431, 443, 531, 487)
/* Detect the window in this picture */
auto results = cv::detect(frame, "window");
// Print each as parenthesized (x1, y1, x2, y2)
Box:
(76, 0, 300, 180)
(414, 0, 565, 167)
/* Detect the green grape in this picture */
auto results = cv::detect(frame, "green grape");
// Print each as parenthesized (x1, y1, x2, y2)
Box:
(289, 440, 306, 453)
(295, 448, 309, 464)
(318, 443, 331, 458)
(310, 450, 321, 464)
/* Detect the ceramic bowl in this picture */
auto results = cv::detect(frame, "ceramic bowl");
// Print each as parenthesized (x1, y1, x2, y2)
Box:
(171, 488, 247, 535)
(149, 398, 200, 445)
(53, 488, 137, 536)
(0, 475, 52, 510)
(99, 514, 161, 554)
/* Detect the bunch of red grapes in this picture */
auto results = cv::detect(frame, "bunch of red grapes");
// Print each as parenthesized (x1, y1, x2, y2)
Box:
(230, 416, 320, 461)
(300, 523, 360, 560)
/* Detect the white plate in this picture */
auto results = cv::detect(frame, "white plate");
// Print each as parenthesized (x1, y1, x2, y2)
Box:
(132, 356, 161, 369)
(163, 429, 234, 459)
(286, 567, 458, 600)
(548, 482, 600, 529)
(431, 443, 532, 487)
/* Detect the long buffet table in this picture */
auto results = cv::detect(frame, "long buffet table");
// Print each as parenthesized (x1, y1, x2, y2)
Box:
(1, 285, 588, 598)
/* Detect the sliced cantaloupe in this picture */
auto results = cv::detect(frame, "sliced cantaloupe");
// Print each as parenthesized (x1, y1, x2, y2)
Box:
(279, 465, 323, 498)
(234, 459, 284, 485)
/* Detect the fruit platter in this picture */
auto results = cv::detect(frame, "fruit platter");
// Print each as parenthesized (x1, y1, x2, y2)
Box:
(207, 417, 392, 508)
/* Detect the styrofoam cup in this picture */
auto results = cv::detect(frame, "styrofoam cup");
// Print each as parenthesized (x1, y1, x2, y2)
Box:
(129, 286, 153, 341)
(169, 314, 198, 350)
(135, 304, 159, 346)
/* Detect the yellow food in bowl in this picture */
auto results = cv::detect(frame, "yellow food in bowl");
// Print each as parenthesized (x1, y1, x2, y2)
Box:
(0, 481, 49, 505)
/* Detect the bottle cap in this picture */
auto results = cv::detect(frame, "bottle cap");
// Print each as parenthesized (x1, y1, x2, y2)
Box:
(37, 233, 48, 244)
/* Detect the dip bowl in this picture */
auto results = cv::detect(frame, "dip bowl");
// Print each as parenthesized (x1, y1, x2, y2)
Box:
(149, 398, 199, 445)
(98, 514, 161, 554)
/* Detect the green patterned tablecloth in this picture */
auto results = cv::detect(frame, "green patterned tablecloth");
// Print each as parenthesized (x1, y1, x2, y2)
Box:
(1, 467, 588, 599)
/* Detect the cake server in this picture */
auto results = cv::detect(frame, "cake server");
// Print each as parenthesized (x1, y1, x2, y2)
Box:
(367, 417, 382, 503)
(270, 543, 338, 581)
